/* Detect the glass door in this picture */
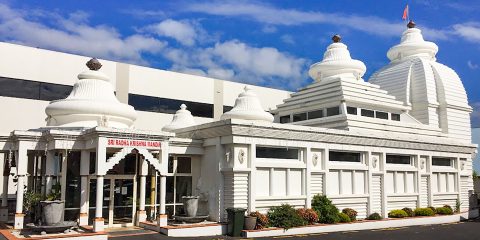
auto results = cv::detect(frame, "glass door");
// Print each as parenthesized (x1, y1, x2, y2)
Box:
(112, 178, 135, 226)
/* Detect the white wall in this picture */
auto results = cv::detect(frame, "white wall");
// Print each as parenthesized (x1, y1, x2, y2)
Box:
(472, 128, 480, 172)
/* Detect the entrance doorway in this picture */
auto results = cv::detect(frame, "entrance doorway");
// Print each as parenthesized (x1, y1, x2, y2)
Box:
(89, 175, 137, 228)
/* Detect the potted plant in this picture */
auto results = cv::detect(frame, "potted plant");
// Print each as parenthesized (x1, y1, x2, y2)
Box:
(182, 196, 199, 217)
(40, 182, 64, 226)
(244, 214, 257, 230)
(23, 189, 42, 224)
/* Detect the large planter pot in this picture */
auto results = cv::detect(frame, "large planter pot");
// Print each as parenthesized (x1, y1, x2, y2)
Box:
(182, 196, 199, 217)
(244, 216, 257, 230)
(40, 200, 64, 226)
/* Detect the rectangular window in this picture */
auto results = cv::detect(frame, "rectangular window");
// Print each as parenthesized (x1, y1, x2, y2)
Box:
(347, 107, 357, 115)
(279, 115, 291, 123)
(375, 111, 388, 119)
(308, 110, 323, 119)
(129, 94, 214, 118)
(329, 151, 361, 162)
(293, 112, 307, 122)
(326, 107, 340, 116)
(256, 147, 298, 159)
(176, 157, 191, 173)
(39, 82, 72, 101)
(432, 157, 452, 167)
(361, 109, 375, 118)
(386, 155, 411, 164)
(391, 113, 401, 121)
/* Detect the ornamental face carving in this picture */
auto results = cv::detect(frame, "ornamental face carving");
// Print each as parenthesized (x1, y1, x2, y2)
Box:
(238, 149, 245, 164)
(420, 160, 425, 170)
(312, 153, 319, 167)
(372, 157, 378, 168)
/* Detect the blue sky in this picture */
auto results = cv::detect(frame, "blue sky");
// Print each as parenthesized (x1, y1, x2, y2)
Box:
(0, 0, 479, 127)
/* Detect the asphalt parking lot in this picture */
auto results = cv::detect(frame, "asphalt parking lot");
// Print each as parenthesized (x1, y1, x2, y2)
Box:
(109, 217, 480, 240)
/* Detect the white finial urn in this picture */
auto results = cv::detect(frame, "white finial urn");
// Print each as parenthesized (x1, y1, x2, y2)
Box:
(162, 104, 196, 132)
(221, 86, 274, 122)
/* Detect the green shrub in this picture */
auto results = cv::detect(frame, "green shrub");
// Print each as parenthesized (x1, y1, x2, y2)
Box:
(342, 208, 358, 221)
(414, 208, 435, 216)
(402, 207, 415, 217)
(428, 206, 437, 214)
(267, 204, 306, 230)
(296, 208, 319, 224)
(367, 212, 383, 220)
(338, 212, 351, 223)
(455, 199, 462, 213)
(436, 207, 454, 215)
(249, 211, 269, 229)
(443, 205, 453, 212)
(388, 209, 408, 218)
(311, 195, 340, 224)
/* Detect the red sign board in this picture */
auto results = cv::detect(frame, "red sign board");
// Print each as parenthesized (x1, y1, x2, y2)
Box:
(107, 138, 161, 148)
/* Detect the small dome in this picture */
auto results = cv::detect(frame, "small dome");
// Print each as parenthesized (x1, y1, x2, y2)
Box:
(162, 104, 196, 132)
(387, 23, 438, 62)
(308, 35, 366, 82)
(45, 58, 137, 128)
(221, 86, 274, 122)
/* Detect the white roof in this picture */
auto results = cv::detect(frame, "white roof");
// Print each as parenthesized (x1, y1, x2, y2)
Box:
(45, 59, 137, 129)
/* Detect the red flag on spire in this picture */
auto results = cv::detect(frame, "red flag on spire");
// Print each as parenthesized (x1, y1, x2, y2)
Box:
(402, 5, 409, 20)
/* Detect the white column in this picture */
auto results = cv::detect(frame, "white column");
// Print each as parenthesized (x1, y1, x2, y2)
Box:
(157, 175, 167, 227)
(93, 138, 106, 232)
(79, 150, 90, 226)
(136, 157, 148, 225)
(248, 143, 256, 212)
(45, 151, 56, 195)
(60, 152, 67, 202)
(93, 175, 104, 232)
(14, 143, 28, 230)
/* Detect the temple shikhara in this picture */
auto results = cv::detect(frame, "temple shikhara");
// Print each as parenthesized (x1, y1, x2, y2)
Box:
(0, 21, 476, 237)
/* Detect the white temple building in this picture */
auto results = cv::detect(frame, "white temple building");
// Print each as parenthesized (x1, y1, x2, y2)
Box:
(0, 21, 476, 234)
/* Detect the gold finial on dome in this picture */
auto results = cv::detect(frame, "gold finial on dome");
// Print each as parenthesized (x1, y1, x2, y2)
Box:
(407, 20, 416, 29)
(86, 58, 102, 71)
(332, 34, 341, 43)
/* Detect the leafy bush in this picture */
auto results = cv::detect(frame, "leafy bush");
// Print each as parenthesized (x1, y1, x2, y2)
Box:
(267, 204, 306, 230)
(296, 208, 319, 224)
(455, 199, 462, 213)
(311, 195, 340, 224)
(414, 208, 435, 216)
(367, 212, 383, 220)
(402, 207, 415, 217)
(436, 207, 454, 215)
(388, 209, 408, 218)
(342, 208, 358, 221)
(338, 212, 351, 223)
(249, 211, 269, 229)
(443, 205, 453, 212)
(428, 206, 437, 214)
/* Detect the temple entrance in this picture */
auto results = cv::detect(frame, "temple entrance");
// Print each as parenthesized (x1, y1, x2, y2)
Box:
(89, 175, 137, 228)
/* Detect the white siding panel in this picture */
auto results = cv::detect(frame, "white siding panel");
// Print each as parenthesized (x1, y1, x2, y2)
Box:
(310, 173, 324, 196)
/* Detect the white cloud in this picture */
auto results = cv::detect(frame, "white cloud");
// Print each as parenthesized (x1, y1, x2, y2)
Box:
(0, 4, 166, 65)
(281, 34, 295, 44)
(183, 1, 453, 41)
(164, 39, 308, 89)
(468, 60, 479, 70)
(262, 25, 277, 33)
(146, 19, 197, 46)
(453, 22, 480, 42)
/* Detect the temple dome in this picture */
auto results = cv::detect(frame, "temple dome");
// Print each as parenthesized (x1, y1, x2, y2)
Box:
(45, 58, 137, 128)
(308, 35, 366, 82)
(369, 21, 472, 142)
(387, 21, 438, 62)
(162, 104, 196, 132)
(221, 86, 274, 122)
